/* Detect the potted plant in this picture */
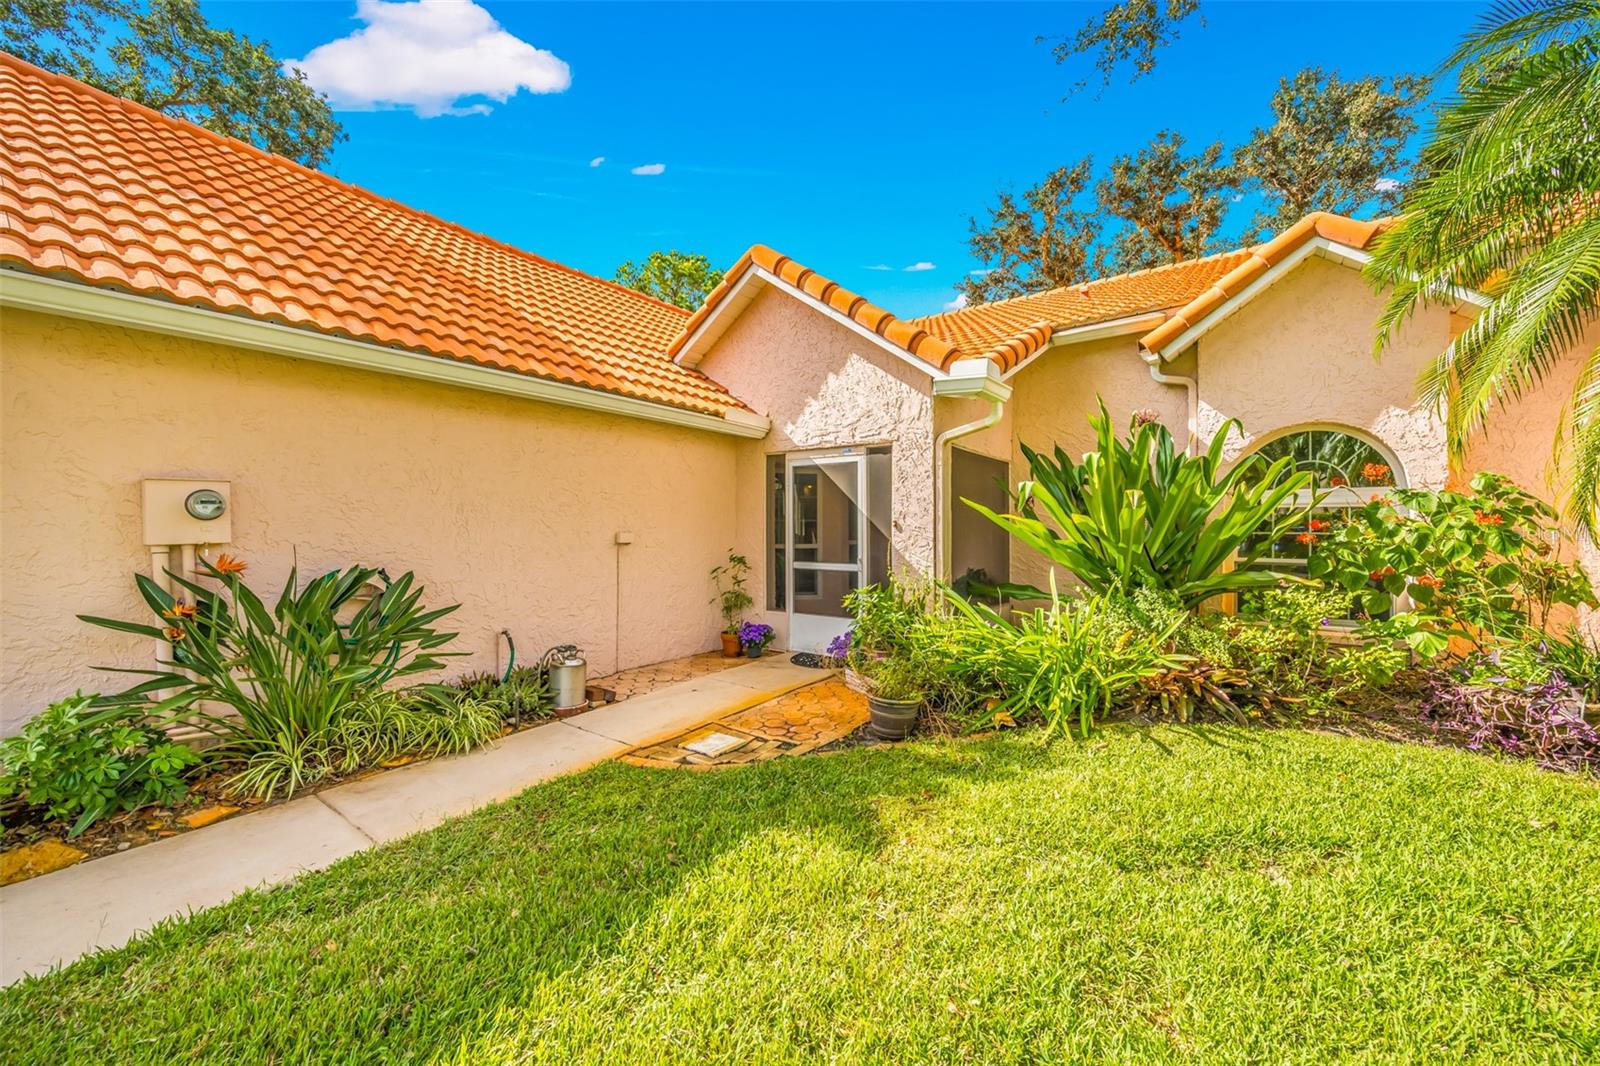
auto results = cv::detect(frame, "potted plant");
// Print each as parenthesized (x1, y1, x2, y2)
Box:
(710, 551, 753, 657)
(862, 656, 923, 739)
(738, 621, 774, 659)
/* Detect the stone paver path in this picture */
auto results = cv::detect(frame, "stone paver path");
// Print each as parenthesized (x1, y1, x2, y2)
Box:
(590, 650, 750, 702)
(622, 678, 868, 769)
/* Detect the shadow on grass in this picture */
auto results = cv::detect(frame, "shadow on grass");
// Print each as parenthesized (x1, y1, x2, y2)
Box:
(0, 736, 1050, 1065)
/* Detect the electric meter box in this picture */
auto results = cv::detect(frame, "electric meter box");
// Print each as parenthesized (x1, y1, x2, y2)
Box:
(141, 478, 233, 546)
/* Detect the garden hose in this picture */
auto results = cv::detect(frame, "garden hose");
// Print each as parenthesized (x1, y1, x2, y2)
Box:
(499, 630, 516, 684)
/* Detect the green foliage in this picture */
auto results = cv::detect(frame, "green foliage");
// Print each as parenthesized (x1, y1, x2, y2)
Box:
(80, 559, 466, 798)
(453, 667, 553, 724)
(1096, 129, 1235, 272)
(227, 689, 502, 800)
(841, 572, 933, 668)
(1543, 624, 1600, 702)
(970, 405, 1317, 606)
(1306, 472, 1595, 656)
(613, 250, 725, 310)
(938, 582, 1178, 738)
(1041, 0, 1201, 92)
(0, 693, 197, 836)
(1365, 1, 1600, 531)
(858, 656, 924, 704)
(1234, 67, 1428, 238)
(709, 550, 753, 634)
(957, 158, 1104, 304)
(0, 0, 343, 167)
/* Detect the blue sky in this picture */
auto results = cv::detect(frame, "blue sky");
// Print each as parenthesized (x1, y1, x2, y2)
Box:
(213, 1, 1482, 316)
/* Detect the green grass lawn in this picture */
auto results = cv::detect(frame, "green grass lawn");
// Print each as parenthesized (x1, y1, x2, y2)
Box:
(3, 727, 1598, 1064)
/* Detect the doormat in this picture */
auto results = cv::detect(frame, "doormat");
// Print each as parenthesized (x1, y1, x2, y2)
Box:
(789, 652, 830, 669)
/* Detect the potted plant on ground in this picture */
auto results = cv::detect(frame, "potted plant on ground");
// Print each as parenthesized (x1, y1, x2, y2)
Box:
(738, 621, 774, 659)
(862, 655, 924, 739)
(710, 551, 753, 657)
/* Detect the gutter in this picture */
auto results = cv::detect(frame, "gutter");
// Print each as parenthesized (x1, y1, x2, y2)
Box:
(932, 358, 1012, 581)
(0, 269, 772, 439)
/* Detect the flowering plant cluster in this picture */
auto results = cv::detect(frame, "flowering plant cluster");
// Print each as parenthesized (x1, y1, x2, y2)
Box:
(824, 628, 852, 664)
(737, 621, 774, 653)
(1306, 472, 1594, 657)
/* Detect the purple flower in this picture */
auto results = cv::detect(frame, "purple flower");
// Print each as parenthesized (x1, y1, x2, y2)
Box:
(738, 621, 774, 650)
(825, 629, 852, 662)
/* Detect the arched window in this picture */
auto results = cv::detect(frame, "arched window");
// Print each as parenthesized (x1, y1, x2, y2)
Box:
(1237, 428, 1405, 615)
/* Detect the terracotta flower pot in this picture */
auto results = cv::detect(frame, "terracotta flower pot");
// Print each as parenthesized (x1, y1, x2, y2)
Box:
(867, 695, 921, 740)
(720, 632, 742, 658)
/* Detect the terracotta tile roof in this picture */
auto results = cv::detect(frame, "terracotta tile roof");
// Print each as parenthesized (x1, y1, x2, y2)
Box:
(910, 211, 1391, 371)
(911, 249, 1255, 361)
(0, 54, 743, 417)
(672, 245, 1054, 374)
(1139, 212, 1389, 355)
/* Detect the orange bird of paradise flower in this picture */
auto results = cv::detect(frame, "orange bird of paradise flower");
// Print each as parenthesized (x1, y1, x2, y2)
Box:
(211, 553, 248, 574)
(162, 601, 197, 620)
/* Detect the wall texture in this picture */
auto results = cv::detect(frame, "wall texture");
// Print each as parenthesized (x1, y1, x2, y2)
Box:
(0, 310, 740, 732)
(693, 284, 936, 643)
(1196, 256, 1453, 490)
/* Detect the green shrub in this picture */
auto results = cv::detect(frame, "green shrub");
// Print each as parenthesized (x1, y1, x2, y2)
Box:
(939, 582, 1178, 738)
(968, 405, 1317, 606)
(453, 667, 552, 724)
(1542, 625, 1600, 701)
(228, 689, 503, 800)
(0, 694, 199, 836)
(841, 573, 933, 667)
(1307, 472, 1595, 657)
(80, 558, 467, 800)
(858, 656, 924, 703)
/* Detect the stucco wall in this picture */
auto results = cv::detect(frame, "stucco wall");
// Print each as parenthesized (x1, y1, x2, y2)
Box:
(693, 284, 935, 641)
(1196, 255, 1452, 490)
(0, 309, 740, 732)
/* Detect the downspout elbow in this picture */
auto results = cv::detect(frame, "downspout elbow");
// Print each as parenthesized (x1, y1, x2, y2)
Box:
(1142, 349, 1198, 456)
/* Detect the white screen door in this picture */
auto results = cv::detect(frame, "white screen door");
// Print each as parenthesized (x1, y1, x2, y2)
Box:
(786, 452, 867, 653)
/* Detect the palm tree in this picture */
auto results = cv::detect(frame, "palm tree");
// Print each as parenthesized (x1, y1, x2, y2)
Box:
(1366, 1, 1600, 527)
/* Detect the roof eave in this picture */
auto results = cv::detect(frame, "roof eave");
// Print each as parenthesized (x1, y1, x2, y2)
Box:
(0, 269, 771, 439)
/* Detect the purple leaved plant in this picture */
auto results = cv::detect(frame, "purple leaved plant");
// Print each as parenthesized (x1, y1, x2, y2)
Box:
(1421, 668, 1599, 773)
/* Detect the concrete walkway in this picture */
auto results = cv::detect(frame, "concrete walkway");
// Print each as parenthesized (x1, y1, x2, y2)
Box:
(0, 656, 823, 986)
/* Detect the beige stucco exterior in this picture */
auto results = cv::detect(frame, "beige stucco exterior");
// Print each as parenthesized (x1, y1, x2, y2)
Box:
(0, 310, 739, 732)
(693, 284, 937, 646)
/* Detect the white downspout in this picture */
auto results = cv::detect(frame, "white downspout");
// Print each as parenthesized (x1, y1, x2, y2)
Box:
(934, 399, 1005, 581)
(1142, 349, 1198, 456)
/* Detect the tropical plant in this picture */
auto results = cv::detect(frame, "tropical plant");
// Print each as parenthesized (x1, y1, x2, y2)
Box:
(1306, 472, 1595, 656)
(80, 557, 465, 798)
(1542, 624, 1600, 701)
(710, 551, 753, 634)
(968, 406, 1318, 606)
(0, 693, 198, 836)
(228, 689, 502, 800)
(939, 582, 1178, 738)
(1366, 0, 1600, 530)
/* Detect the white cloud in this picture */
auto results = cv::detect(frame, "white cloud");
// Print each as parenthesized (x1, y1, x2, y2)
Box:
(864, 264, 893, 271)
(968, 268, 994, 277)
(1374, 177, 1403, 193)
(904, 261, 936, 273)
(589, 156, 605, 168)
(287, 0, 570, 118)
(1231, 193, 1244, 203)
(943, 292, 970, 312)
(631, 163, 666, 176)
